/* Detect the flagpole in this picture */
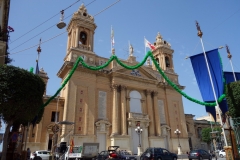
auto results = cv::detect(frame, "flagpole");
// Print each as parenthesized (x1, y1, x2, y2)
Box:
(226, 45, 237, 82)
(111, 25, 112, 51)
(196, 21, 228, 147)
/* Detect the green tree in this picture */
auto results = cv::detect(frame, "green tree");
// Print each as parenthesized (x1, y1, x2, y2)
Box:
(0, 65, 45, 160)
(226, 81, 240, 118)
(201, 128, 212, 144)
(201, 127, 222, 144)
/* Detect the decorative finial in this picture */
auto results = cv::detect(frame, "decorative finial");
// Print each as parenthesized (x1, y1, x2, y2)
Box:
(36, 39, 41, 62)
(226, 44, 232, 59)
(196, 21, 203, 38)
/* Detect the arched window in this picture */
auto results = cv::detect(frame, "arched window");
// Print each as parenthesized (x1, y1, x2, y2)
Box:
(80, 31, 87, 45)
(165, 56, 170, 67)
(129, 91, 142, 113)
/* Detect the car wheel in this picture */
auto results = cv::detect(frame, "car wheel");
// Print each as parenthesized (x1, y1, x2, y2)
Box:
(158, 158, 162, 160)
(189, 159, 192, 160)
(173, 157, 177, 160)
(220, 154, 223, 158)
(209, 156, 212, 160)
(199, 156, 203, 160)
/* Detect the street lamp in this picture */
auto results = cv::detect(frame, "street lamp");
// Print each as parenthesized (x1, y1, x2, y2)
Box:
(174, 129, 182, 155)
(135, 126, 143, 147)
(135, 125, 143, 156)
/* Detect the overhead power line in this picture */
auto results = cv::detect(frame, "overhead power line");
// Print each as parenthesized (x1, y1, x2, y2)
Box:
(9, 0, 97, 52)
(9, 0, 81, 45)
(5, 0, 120, 57)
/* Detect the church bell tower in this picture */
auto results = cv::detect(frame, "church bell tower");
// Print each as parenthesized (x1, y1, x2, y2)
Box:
(152, 32, 174, 72)
(66, 4, 97, 53)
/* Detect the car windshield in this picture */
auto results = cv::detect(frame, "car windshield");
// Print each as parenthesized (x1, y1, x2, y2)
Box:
(123, 152, 131, 155)
(190, 150, 198, 153)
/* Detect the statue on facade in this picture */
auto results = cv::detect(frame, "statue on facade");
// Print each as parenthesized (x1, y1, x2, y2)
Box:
(129, 44, 134, 56)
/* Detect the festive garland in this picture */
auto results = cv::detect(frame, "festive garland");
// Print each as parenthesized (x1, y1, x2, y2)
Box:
(40, 51, 226, 110)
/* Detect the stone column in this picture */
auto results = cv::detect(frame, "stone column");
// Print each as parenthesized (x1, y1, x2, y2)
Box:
(145, 90, 155, 136)
(75, 27, 79, 47)
(120, 85, 127, 135)
(111, 84, 119, 136)
(153, 91, 161, 136)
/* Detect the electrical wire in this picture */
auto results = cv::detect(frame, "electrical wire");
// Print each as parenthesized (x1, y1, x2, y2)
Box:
(0, 31, 67, 57)
(9, 0, 97, 52)
(93, 0, 120, 17)
(9, 0, 81, 45)
(5, 0, 120, 57)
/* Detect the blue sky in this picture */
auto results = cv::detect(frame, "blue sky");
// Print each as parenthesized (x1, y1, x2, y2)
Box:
(7, 0, 240, 119)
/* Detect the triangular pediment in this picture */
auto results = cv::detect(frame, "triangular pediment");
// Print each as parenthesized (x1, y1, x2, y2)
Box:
(112, 66, 159, 81)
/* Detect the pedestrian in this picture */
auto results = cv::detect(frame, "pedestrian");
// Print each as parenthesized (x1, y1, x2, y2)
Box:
(33, 153, 42, 160)
(27, 148, 31, 160)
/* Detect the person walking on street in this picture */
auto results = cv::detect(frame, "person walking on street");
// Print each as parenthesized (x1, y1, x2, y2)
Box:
(27, 148, 31, 160)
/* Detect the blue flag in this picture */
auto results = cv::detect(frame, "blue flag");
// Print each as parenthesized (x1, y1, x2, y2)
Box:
(190, 49, 227, 121)
(224, 71, 240, 84)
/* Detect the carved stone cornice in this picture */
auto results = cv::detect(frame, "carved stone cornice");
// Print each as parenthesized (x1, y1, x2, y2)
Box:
(95, 120, 112, 135)
(145, 89, 152, 95)
(152, 91, 158, 96)
(119, 85, 127, 92)
(126, 97, 130, 101)
(127, 112, 150, 128)
(110, 84, 119, 90)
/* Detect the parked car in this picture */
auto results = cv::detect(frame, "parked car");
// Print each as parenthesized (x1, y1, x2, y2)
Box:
(188, 149, 212, 160)
(107, 146, 120, 160)
(140, 147, 178, 160)
(30, 150, 51, 160)
(118, 150, 137, 160)
(96, 151, 109, 160)
(218, 150, 226, 158)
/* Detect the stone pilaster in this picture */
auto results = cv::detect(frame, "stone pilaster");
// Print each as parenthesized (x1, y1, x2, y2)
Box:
(120, 85, 127, 135)
(75, 27, 79, 47)
(111, 84, 119, 136)
(153, 91, 161, 136)
(145, 90, 155, 136)
(84, 103, 88, 135)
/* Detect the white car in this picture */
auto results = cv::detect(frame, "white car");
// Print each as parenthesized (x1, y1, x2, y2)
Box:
(219, 150, 226, 158)
(30, 150, 51, 160)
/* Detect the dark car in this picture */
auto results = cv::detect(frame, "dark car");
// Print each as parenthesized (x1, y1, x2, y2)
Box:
(140, 147, 178, 160)
(118, 150, 137, 160)
(96, 151, 109, 160)
(188, 149, 212, 160)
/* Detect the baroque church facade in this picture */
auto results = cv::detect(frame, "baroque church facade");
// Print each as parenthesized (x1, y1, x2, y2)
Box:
(26, 4, 190, 155)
